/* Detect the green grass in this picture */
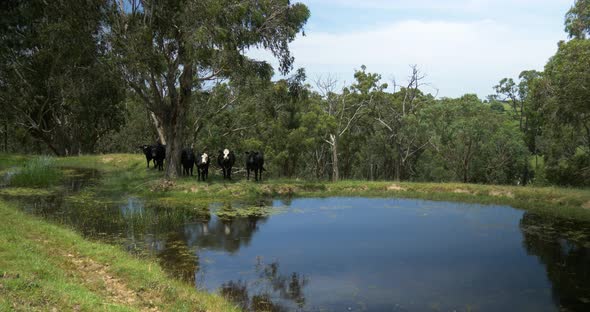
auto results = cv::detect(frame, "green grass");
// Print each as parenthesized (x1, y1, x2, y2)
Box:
(8, 157, 62, 188)
(0, 199, 240, 312)
(1, 152, 590, 310)
(2, 152, 587, 221)
(39, 153, 590, 221)
(0, 154, 29, 172)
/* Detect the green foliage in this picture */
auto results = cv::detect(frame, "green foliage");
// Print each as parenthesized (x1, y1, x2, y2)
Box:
(523, 39, 590, 186)
(0, 0, 127, 155)
(9, 157, 61, 188)
(96, 96, 157, 153)
(420, 95, 529, 184)
(565, 0, 590, 38)
(109, 0, 310, 179)
(2, 0, 588, 187)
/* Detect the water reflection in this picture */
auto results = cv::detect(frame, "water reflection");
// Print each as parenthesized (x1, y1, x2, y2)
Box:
(184, 216, 268, 254)
(219, 259, 309, 312)
(520, 212, 590, 311)
(157, 231, 199, 283)
(4, 170, 590, 311)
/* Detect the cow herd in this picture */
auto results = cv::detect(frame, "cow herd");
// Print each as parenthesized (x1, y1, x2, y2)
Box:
(139, 144, 265, 181)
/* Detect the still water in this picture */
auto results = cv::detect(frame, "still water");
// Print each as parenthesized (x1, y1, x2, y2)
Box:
(3, 176, 590, 311)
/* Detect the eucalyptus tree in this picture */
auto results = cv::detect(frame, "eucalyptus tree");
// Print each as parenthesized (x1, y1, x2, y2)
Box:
(565, 0, 590, 39)
(537, 39, 590, 185)
(0, 0, 126, 155)
(373, 65, 433, 181)
(314, 66, 386, 181)
(266, 68, 311, 177)
(109, 0, 309, 179)
(494, 70, 541, 133)
(426, 95, 527, 184)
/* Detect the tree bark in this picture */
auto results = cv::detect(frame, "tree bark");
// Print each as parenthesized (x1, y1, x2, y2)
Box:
(163, 58, 193, 180)
(394, 143, 403, 181)
(3, 121, 7, 153)
(150, 111, 167, 145)
(164, 118, 184, 179)
(330, 134, 339, 182)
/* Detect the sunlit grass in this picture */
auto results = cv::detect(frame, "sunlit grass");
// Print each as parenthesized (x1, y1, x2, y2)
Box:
(44, 153, 590, 221)
(0, 199, 240, 311)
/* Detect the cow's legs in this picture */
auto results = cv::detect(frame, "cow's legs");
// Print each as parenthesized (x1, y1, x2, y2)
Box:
(247, 169, 250, 180)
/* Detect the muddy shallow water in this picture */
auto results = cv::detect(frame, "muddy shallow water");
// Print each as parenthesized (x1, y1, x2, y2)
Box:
(3, 173, 590, 311)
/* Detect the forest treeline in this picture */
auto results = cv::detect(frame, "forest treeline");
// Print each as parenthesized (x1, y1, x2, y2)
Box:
(1, 0, 588, 186)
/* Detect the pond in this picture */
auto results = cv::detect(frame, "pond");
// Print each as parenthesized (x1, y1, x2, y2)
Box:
(2, 174, 590, 311)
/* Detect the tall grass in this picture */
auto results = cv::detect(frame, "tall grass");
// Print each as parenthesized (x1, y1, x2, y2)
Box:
(9, 156, 61, 187)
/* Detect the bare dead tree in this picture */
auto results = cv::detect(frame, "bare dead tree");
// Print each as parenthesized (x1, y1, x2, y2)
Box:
(375, 65, 433, 181)
(315, 74, 369, 181)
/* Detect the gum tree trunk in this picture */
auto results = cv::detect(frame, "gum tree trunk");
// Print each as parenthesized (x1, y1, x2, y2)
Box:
(330, 134, 339, 182)
(150, 112, 167, 145)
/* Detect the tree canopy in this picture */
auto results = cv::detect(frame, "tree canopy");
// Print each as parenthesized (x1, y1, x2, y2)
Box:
(1, 0, 588, 186)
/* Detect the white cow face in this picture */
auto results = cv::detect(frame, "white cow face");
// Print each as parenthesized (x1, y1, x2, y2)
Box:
(223, 149, 229, 160)
(201, 153, 208, 163)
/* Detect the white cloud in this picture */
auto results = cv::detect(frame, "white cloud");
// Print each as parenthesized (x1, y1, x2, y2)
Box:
(249, 19, 564, 97)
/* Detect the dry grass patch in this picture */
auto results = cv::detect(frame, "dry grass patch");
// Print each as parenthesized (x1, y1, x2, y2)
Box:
(150, 180, 176, 192)
(276, 185, 298, 195)
(101, 156, 114, 163)
(386, 184, 407, 191)
(489, 190, 515, 198)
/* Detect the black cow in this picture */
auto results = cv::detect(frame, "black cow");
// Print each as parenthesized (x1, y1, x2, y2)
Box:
(217, 149, 236, 180)
(196, 152, 210, 181)
(153, 143, 166, 171)
(181, 148, 195, 176)
(245, 151, 265, 181)
(139, 145, 154, 168)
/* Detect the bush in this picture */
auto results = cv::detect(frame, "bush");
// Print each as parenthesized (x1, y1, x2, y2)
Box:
(9, 157, 61, 188)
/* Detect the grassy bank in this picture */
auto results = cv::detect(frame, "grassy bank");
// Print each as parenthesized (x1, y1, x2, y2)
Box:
(3, 153, 590, 221)
(47, 153, 590, 221)
(1, 152, 590, 310)
(0, 199, 239, 312)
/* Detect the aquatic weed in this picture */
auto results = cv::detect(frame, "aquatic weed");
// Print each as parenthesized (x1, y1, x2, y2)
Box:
(10, 157, 61, 188)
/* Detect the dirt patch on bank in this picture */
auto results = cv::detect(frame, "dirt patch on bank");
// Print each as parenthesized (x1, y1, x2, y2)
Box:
(453, 188, 472, 195)
(489, 190, 515, 198)
(30, 235, 160, 311)
(386, 184, 406, 191)
(68, 254, 136, 305)
(101, 156, 114, 163)
(583, 201, 590, 209)
(66, 253, 159, 311)
(277, 185, 298, 195)
(150, 180, 176, 192)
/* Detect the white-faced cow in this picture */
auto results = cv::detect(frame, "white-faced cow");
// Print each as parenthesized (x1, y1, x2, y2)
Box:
(196, 152, 210, 181)
(245, 151, 265, 181)
(181, 148, 195, 176)
(217, 149, 236, 180)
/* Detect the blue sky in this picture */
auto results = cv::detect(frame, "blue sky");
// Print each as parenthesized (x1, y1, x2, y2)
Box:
(250, 0, 574, 98)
